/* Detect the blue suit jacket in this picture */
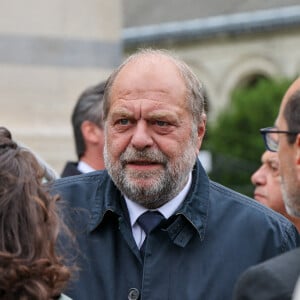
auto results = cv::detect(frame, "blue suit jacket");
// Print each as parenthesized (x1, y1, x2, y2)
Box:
(52, 160, 300, 300)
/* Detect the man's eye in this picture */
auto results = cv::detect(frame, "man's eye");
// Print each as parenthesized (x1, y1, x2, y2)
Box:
(117, 119, 129, 125)
(155, 120, 169, 127)
(269, 163, 279, 174)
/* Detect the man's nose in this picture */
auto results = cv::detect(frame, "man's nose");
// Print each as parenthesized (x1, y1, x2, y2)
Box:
(131, 121, 154, 149)
(251, 167, 266, 186)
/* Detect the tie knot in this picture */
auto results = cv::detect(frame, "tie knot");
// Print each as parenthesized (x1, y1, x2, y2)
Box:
(137, 211, 165, 235)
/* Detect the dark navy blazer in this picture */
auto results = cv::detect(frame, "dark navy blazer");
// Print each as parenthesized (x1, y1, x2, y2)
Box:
(52, 160, 300, 300)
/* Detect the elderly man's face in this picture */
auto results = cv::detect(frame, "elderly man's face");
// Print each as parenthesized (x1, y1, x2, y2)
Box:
(104, 55, 206, 208)
(251, 151, 285, 214)
(275, 80, 300, 217)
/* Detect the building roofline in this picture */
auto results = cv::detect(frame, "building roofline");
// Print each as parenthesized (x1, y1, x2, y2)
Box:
(123, 5, 300, 46)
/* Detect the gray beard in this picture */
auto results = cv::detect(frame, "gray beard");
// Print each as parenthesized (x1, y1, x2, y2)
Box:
(281, 179, 300, 218)
(104, 143, 197, 209)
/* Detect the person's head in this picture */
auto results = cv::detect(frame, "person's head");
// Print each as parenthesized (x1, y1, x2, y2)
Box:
(72, 81, 105, 169)
(0, 127, 71, 299)
(261, 77, 300, 217)
(251, 151, 284, 213)
(251, 150, 300, 230)
(276, 79, 300, 217)
(103, 48, 207, 209)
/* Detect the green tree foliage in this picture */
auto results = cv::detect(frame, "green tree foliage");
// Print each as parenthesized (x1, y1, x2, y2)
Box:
(203, 77, 293, 196)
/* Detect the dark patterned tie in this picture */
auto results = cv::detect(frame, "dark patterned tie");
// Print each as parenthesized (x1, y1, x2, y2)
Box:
(137, 211, 165, 258)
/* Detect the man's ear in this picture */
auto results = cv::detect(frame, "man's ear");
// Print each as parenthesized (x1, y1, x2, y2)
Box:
(295, 134, 300, 178)
(196, 114, 207, 153)
(81, 121, 102, 144)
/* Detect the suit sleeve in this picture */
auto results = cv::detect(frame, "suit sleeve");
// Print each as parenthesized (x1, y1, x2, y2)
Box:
(232, 263, 292, 300)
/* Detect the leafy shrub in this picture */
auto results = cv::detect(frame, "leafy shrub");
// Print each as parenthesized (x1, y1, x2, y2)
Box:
(203, 77, 293, 196)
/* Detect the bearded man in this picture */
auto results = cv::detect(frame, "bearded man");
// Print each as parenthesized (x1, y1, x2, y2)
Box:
(53, 49, 299, 300)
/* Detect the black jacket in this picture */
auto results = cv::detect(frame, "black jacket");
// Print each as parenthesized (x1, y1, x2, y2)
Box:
(60, 161, 82, 177)
(233, 247, 300, 300)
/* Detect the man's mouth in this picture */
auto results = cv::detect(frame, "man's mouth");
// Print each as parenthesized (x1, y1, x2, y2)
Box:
(254, 192, 266, 202)
(128, 160, 159, 165)
(125, 160, 162, 171)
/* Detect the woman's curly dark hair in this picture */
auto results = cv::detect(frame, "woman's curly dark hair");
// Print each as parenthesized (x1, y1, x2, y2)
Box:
(0, 127, 71, 299)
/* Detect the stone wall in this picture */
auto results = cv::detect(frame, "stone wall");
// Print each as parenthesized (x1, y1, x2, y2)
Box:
(0, 0, 122, 174)
(161, 28, 300, 121)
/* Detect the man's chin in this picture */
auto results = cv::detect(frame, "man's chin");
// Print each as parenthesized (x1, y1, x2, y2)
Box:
(125, 169, 163, 183)
(126, 177, 159, 189)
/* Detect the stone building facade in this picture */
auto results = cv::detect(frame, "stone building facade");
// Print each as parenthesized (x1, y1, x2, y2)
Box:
(0, 0, 122, 173)
(2, 1, 300, 174)
(123, 2, 300, 121)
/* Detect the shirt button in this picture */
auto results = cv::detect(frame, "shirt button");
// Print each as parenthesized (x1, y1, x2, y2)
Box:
(128, 288, 140, 300)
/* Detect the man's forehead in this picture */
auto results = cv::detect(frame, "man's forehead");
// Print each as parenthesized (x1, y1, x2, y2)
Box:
(281, 78, 300, 111)
(262, 151, 277, 162)
(110, 56, 186, 104)
(276, 78, 300, 127)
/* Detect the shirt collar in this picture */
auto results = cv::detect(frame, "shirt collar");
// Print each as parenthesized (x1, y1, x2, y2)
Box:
(87, 160, 209, 241)
(125, 172, 192, 227)
(77, 161, 95, 173)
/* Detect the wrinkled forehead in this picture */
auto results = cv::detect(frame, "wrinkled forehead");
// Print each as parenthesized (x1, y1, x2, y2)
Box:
(110, 55, 187, 104)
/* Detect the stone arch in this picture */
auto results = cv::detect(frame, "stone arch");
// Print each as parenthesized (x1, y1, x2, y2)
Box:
(216, 55, 282, 120)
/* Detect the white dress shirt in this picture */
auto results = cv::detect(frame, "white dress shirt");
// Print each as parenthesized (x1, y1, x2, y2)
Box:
(77, 161, 95, 173)
(125, 173, 192, 249)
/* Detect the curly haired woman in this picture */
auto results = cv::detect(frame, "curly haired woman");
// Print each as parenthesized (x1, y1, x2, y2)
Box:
(0, 127, 73, 300)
